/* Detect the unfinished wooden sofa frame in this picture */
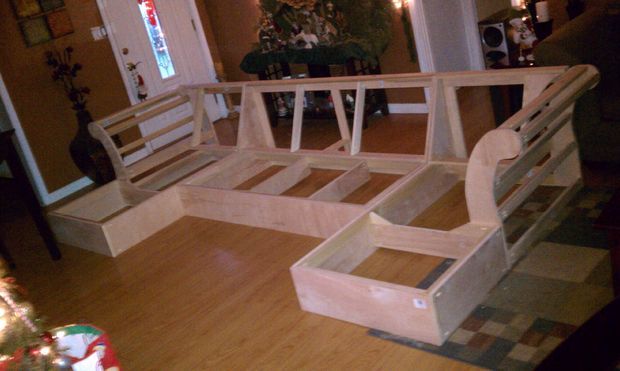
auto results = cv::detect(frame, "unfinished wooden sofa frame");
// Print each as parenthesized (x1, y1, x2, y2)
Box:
(48, 65, 599, 345)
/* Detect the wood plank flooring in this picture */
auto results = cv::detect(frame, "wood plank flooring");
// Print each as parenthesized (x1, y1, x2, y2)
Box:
(6, 214, 480, 370)
(351, 248, 448, 288)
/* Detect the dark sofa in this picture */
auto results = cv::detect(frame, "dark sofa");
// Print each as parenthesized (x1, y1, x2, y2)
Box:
(534, 5, 620, 163)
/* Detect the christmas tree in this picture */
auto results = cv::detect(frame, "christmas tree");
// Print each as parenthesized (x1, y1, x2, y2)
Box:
(256, 0, 393, 59)
(0, 262, 68, 370)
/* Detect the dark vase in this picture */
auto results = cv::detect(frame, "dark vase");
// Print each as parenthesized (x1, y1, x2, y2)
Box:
(69, 109, 116, 185)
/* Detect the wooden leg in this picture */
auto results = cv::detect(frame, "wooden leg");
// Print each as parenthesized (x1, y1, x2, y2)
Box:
(4, 132, 61, 261)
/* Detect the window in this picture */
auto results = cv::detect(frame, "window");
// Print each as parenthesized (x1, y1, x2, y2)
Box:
(137, 0, 176, 79)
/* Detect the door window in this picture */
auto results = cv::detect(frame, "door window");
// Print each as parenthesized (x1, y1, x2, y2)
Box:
(137, 0, 176, 79)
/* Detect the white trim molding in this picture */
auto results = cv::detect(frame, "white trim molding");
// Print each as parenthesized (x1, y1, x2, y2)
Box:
(0, 73, 93, 206)
(0, 73, 48, 204)
(461, 0, 486, 71)
(45, 177, 93, 205)
(409, 0, 435, 73)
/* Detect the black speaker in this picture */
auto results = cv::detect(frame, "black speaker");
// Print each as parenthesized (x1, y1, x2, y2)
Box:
(479, 10, 518, 68)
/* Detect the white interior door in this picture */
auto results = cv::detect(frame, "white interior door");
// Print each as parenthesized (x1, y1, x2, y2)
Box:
(98, 0, 221, 159)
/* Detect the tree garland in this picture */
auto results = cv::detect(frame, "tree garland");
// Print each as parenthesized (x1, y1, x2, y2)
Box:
(256, 0, 393, 59)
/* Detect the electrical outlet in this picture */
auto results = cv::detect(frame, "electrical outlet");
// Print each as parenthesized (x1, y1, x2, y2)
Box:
(90, 26, 108, 41)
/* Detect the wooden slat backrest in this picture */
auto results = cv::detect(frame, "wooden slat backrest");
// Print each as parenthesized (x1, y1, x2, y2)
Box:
(89, 65, 578, 189)
(464, 65, 600, 226)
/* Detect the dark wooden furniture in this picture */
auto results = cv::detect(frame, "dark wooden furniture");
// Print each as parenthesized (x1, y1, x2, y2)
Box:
(257, 59, 389, 127)
(0, 130, 61, 267)
(594, 189, 620, 296)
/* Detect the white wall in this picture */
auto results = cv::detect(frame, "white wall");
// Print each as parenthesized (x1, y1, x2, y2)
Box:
(410, 0, 485, 72)
(426, 0, 471, 71)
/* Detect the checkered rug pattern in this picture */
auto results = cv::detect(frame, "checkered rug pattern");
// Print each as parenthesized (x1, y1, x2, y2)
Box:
(369, 187, 616, 370)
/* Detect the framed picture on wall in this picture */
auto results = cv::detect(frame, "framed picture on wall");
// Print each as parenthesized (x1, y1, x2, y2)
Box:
(46, 9, 73, 38)
(11, 0, 42, 18)
(39, 0, 65, 12)
(19, 17, 52, 46)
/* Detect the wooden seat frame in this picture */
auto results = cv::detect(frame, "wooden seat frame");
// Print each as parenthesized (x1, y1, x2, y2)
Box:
(48, 65, 599, 345)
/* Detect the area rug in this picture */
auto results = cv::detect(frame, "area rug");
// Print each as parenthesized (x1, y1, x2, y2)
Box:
(369, 187, 616, 370)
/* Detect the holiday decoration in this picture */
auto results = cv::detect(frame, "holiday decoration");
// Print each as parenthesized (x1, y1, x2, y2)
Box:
(0, 261, 61, 370)
(508, 9, 538, 65)
(0, 261, 120, 370)
(137, 0, 157, 26)
(126, 62, 149, 101)
(254, 0, 393, 59)
(52, 325, 120, 371)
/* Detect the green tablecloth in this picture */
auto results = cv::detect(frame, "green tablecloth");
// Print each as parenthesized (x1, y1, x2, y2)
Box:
(240, 43, 372, 74)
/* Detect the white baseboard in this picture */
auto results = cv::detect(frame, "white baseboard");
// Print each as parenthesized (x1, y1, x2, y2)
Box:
(42, 176, 93, 206)
(388, 103, 429, 114)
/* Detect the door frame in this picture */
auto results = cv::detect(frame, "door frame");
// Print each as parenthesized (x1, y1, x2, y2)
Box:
(0, 73, 93, 206)
(96, 0, 223, 163)
(97, 0, 220, 105)
(409, 0, 484, 73)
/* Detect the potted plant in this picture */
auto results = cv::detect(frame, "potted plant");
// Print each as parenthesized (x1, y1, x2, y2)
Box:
(45, 47, 116, 185)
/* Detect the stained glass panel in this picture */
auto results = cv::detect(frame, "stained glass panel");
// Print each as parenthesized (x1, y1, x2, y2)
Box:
(137, 0, 176, 79)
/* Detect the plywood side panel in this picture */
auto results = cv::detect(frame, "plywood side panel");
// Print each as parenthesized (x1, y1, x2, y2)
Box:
(291, 267, 443, 345)
(374, 166, 459, 225)
(371, 224, 476, 259)
(179, 186, 364, 238)
(104, 187, 186, 257)
(48, 214, 112, 256)
(432, 228, 507, 343)
(294, 214, 374, 271)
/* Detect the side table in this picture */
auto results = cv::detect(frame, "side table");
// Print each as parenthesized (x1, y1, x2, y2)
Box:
(593, 189, 620, 296)
(0, 130, 61, 267)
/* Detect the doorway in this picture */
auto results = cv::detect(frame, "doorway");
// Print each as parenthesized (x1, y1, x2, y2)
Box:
(97, 0, 222, 161)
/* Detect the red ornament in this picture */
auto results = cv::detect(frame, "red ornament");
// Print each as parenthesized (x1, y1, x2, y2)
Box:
(40, 331, 54, 344)
(136, 0, 158, 26)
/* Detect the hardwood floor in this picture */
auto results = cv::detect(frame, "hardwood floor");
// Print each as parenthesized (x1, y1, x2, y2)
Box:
(3, 208, 479, 370)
